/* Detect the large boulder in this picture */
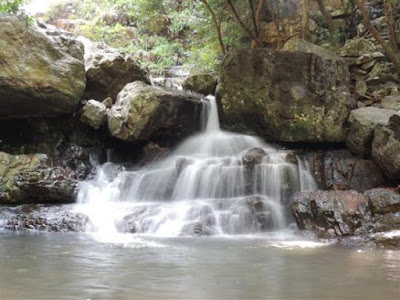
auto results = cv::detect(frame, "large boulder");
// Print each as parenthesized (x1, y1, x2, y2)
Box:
(0, 16, 86, 119)
(292, 188, 400, 238)
(182, 74, 218, 95)
(346, 107, 398, 157)
(0, 152, 83, 204)
(292, 190, 372, 238)
(108, 81, 205, 145)
(83, 42, 150, 101)
(217, 48, 354, 142)
(372, 114, 400, 181)
(299, 150, 385, 192)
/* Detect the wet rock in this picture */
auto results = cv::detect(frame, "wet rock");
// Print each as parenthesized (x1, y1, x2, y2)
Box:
(292, 190, 373, 238)
(108, 81, 205, 145)
(0, 16, 85, 119)
(80, 100, 107, 129)
(241, 148, 266, 168)
(346, 107, 398, 157)
(364, 188, 400, 215)
(182, 74, 218, 95)
(140, 143, 170, 164)
(372, 115, 400, 181)
(369, 230, 400, 249)
(84, 42, 150, 100)
(217, 48, 353, 142)
(245, 196, 272, 230)
(0, 152, 85, 204)
(302, 150, 385, 192)
(0, 205, 90, 232)
(292, 187, 400, 239)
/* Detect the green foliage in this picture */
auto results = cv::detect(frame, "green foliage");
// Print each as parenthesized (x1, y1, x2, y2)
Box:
(42, 0, 248, 74)
(0, 0, 28, 14)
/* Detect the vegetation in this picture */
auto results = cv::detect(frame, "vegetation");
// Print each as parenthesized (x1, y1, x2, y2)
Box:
(0, 0, 29, 15)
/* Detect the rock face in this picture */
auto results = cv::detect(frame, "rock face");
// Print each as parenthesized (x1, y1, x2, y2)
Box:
(183, 74, 218, 95)
(80, 100, 107, 129)
(217, 48, 353, 142)
(84, 42, 150, 100)
(108, 81, 205, 145)
(0, 205, 90, 232)
(292, 188, 400, 238)
(300, 150, 384, 192)
(346, 107, 397, 157)
(0, 152, 86, 204)
(372, 115, 400, 181)
(0, 16, 86, 119)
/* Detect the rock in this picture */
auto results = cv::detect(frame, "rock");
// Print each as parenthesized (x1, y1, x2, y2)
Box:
(346, 107, 398, 157)
(283, 38, 339, 60)
(338, 37, 378, 60)
(369, 230, 400, 249)
(292, 190, 372, 238)
(372, 116, 400, 181)
(84, 42, 150, 100)
(102, 97, 114, 109)
(182, 74, 218, 95)
(80, 100, 107, 129)
(364, 188, 400, 215)
(292, 187, 400, 239)
(0, 204, 91, 232)
(0, 16, 86, 119)
(140, 143, 170, 164)
(300, 150, 385, 192)
(108, 81, 205, 145)
(0, 152, 83, 204)
(241, 148, 266, 169)
(376, 95, 400, 110)
(217, 48, 353, 142)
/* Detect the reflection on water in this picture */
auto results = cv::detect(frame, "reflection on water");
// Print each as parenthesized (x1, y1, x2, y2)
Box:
(0, 231, 399, 300)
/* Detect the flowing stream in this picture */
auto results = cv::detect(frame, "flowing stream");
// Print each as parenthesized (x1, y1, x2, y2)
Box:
(75, 96, 317, 241)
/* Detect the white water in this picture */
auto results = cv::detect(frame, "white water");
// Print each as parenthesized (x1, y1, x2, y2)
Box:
(76, 96, 317, 240)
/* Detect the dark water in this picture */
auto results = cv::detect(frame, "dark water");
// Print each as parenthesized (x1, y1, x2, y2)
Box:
(0, 231, 399, 300)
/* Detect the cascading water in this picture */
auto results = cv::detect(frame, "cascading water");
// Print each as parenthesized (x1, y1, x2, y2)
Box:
(76, 96, 317, 239)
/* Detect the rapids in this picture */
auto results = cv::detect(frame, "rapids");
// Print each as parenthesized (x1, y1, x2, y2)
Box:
(75, 96, 317, 240)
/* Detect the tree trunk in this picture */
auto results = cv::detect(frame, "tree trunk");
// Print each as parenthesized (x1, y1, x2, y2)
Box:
(316, 0, 336, 33)
(302, 0, 310, 40)
(226, 0, 263, 47)
(200, 0, 226, 55)
(354, 0, 400, 77)
(250, 0, 266, 48)
(384, 0, 399, 53)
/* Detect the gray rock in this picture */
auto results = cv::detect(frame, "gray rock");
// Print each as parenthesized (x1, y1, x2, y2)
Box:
(372, 115, 400, 181)
(364, 188, 400, 215)
(292, 190, 372, 238)
(346, 107, 398, 157)
(183, 74, 218, 95)
(0, 152, 83, 204)
(0, 204, 91, 232)
(0, 16, 86, 119)
(108, 81, 205, 145)
(84, 42, 150, 100)
(300, 150, 385, 192)
(80, 99, 107, 129)
(217, 48, 354, 142)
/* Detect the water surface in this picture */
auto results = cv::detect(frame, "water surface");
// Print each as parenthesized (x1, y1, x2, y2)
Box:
(1, 231, 399, 300)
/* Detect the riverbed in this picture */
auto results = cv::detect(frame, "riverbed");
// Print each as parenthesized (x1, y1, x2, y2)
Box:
(1, 231, 399, 299)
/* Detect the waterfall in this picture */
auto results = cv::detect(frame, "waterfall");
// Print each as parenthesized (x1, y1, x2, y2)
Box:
(76, 96, 317, 238)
